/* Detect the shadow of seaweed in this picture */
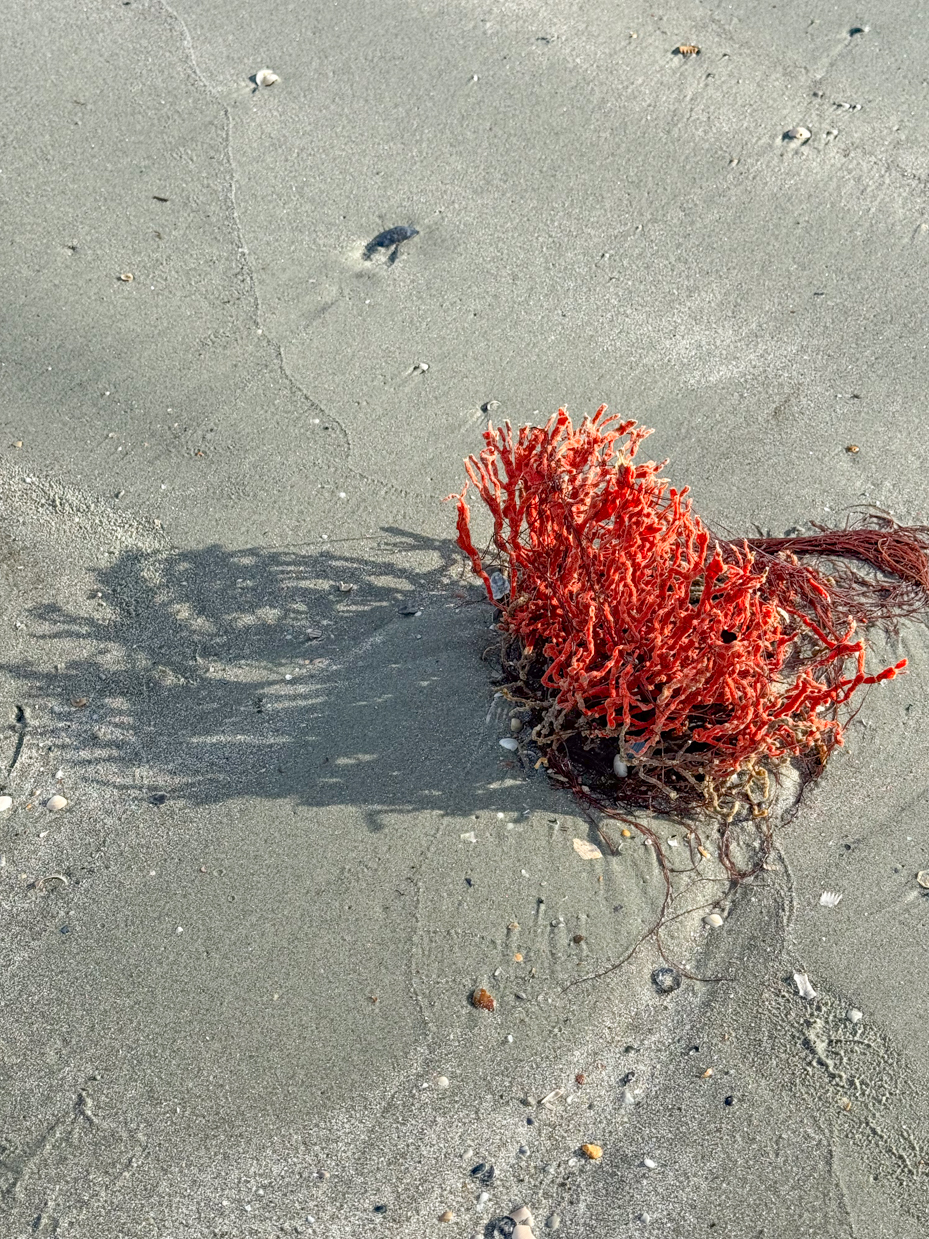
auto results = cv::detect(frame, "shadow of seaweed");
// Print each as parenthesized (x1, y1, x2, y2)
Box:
(5, 527, 528, 830)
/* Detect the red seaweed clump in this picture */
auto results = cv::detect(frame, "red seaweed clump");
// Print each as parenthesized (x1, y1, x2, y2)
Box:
(450, 407, 925, 814)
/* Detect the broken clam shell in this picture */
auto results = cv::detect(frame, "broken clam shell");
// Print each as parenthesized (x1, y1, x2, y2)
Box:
(783, 126, 812, 146)
(572, 838, 602, 860)
(793, 971, 817, 1000)
(255, 68, 280, 87)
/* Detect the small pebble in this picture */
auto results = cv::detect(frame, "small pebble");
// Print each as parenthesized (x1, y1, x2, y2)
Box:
(436, 1075, 450, 1089)
(46, 794, 68, 812)
(510, 717, 523, 733)
(847, 1008, 863, 1024)
(518, 1144, 529, 1155)
(643, 1157, 657, 1169)
(651, 966, 681, 995)
(613, 755, 628, 778)
(546, 1216, 561, 1231)
(705, 913, 724, 928)
(477, 1191, 490, 1204)
(255, 68, 280, 86)
(0, 796, 12, 812)
(916, 871, 929, 890)
(580, 1143, 603, 1160)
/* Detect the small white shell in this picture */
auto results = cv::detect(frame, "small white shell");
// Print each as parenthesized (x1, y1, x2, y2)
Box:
(847, 1008, 863, 1024)
(704, 913, 724, 928)
(46, 794, 68, 812)
(783, 126, 811, 145)
(916, 871, 929, 890)
(255, 68, 280, 87)
(436, 1075, 450, 1088)
(819, 890, 843, 907)
(793, 971, 817, 1000)
(499, 737, 519, 751)
(539, 1087, 565, 1108)
(643, 1157, 657, 1169)
(511, 1206, 533, 1226)
(572, 838, 602, 860)
(613, 754, 628, 778)
(459, 831, 477, 843)
(0, 795, 11, 812)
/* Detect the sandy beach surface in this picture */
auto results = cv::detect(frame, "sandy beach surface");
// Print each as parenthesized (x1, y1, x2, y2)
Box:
(2, 1, 929, 1235)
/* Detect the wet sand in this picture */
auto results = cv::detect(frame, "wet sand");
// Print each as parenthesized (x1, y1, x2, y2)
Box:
(2, 1, 929, 1235)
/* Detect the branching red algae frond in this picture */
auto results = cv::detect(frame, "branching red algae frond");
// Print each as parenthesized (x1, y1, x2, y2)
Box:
(450, 408, 924, 816)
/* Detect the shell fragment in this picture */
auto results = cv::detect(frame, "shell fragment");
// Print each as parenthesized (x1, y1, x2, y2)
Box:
(793, 971, 817, 1000)
(573, 838, 602, 860)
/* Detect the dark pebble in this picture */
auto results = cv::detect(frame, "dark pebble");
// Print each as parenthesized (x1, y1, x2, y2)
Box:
(150, 792, 168, 805)
(485, 1218, 515, 1239)
(724, 1095, 735, 1106)
(373, 1203, 388, 1214)
(363, 225, 418, 261)
(651, 966, 681, 995)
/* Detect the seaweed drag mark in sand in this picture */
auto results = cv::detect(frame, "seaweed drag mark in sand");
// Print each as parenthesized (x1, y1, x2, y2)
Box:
(449, 407, 929, 880)
(362, 224, 419, 265)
